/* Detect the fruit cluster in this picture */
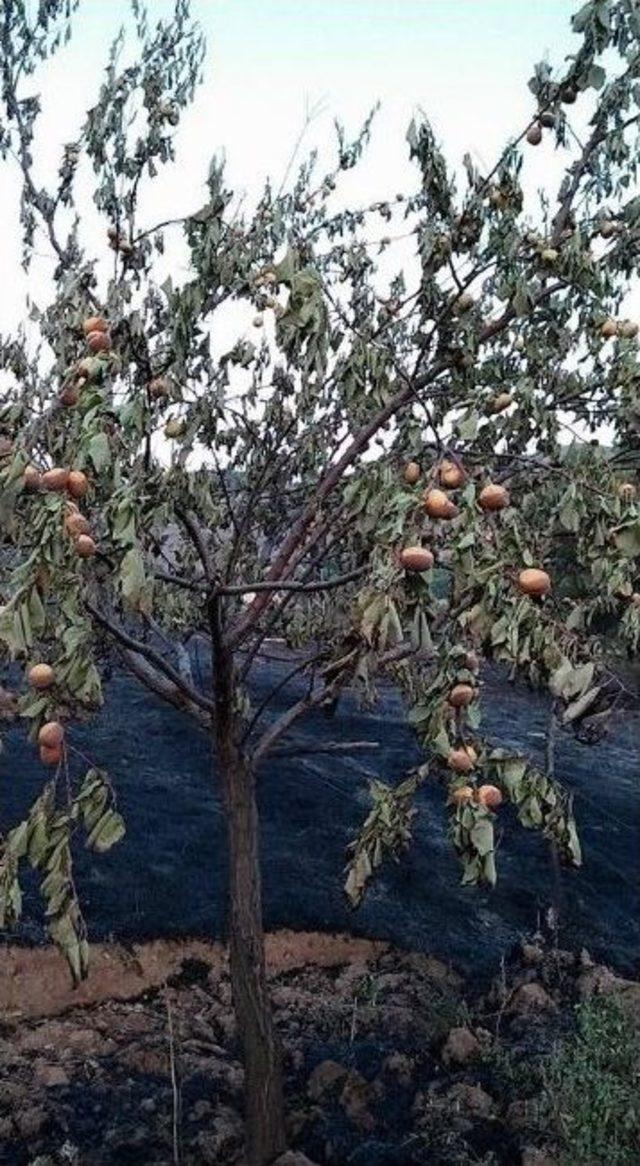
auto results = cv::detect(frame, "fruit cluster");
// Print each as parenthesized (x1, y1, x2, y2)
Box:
(27, 665, 65, 766)
(23, 465, 96, 559)
(396, 454, 556, 812)
(398, 457, 551, 597)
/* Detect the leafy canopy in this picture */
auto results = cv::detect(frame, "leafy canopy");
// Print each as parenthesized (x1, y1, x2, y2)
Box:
(0, 0, 639, 974)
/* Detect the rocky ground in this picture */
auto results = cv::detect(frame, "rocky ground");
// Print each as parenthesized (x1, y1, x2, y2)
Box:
(0, 930, 638, 1166)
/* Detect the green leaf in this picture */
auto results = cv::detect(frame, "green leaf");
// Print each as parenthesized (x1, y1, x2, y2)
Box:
(470, 816, 494, 857)
(86, 810, 126, 853)
(562, 685, 600, 724)
(513, 280, 533, 318)
(120, 547, 148, 611)
(87, 432, 111, 473)
(549, 657, 573, 697)
(410, 607, 433, 652)
(7, 821, 29, 858)
(588, 64, 606, 90)
(432, 723, 451, 757)
(613, 520, 640, 559)
(457, 411, 478, 441)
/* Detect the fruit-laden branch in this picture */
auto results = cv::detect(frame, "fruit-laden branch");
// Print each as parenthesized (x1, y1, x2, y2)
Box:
(551, 103, 640, 245)
(227, 311, 510, 651)
(85, 601, 214, 717)
(230, 272, 570, 653)
(217, 566, 366, 597)
(231, 258, 594, 661)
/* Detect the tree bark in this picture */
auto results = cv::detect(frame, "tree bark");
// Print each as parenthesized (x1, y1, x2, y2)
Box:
(210, 599, 286, 1166)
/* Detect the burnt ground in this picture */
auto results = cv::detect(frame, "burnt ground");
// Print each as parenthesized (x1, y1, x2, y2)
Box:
(0, 657, 638, 974)
(0, 656, 638, 1163)
(0, 931, 638, 1166)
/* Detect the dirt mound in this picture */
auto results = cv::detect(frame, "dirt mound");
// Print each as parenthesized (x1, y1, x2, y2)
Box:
(0, 931, 389, 1021)
(0, 931, 638, 1165)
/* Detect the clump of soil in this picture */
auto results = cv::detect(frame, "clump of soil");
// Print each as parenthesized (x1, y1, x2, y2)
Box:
(0, 930, 638, 1165)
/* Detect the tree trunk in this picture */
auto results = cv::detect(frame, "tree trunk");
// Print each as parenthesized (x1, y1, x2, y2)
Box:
(210, 600, 286, 1166)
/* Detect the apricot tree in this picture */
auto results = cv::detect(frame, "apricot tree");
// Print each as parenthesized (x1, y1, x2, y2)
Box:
(1, 1, 640, 1162)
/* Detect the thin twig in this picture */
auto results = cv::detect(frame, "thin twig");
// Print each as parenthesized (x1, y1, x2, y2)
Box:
(271, 740, 381, 759)
(165, 986, 182, 1166)
(218, 565, 365, 597)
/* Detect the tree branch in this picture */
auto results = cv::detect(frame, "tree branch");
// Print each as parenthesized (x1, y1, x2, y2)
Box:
(218, 565, 366, 597)
(251, 674, 344, 769)
(175, 507, 213, 582)
(154, 569, 207, 593)
(116, 645, 211, 729)
(270, 739, 381, 759)
(85, 601, 214, 715)
(242, 652, 326, 744)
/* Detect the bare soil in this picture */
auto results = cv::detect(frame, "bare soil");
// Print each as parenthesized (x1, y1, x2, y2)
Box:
(1, 930, 638, 1165)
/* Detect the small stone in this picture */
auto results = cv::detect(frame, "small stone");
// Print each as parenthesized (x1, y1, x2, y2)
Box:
(307, 1059, 348, 1100)
(521, 1149, 559, 1166)
(445, 1083, 495, 1118)
(34, 1062, 69, 1089)
(521, 942, 544, 965)
(441, 1026, 481, 1066)
(382, 1051, 414, 1086)
(339, 1072, 375, 1132)
(509, 982, 556, 1014)
(16, 1106, 49, 1138)
(274, 1154, 320, 1166)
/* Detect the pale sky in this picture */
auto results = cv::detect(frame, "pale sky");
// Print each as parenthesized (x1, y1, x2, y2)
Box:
(0, 0, 580, 331)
